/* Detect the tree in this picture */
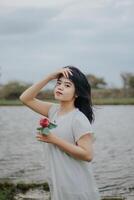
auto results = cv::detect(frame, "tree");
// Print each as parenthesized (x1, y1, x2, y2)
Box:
(120, 72, 134, 97)
(120, 72, 134, 88)
(1, 81, 32, 99)
(86, 74, 107, 89)
(129, 76, 134, 89)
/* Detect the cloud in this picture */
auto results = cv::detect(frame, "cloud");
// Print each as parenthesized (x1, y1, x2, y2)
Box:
(0, 7, 63, 36)
(0, 0, 133, 87)
(0, 0, 75, 8)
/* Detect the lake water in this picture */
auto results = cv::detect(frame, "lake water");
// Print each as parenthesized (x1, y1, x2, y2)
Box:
(0, 105, 134, 199)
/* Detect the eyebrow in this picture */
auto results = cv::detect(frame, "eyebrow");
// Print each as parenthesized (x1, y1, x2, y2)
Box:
(57, 79, 73, 85)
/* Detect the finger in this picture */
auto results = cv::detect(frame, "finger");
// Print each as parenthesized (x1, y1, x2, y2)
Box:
(65, 67, 72, 72)
(63, 71, 68, 78)
(37, 133, 45, 136)
(68, 70, 73, 75)
(36, 135, 42, 139)
(36, 137, 41, 140)
(64, 71, 69, 78)
(65, 68, 73, 77)
(36, 136, 44, 141)
(64, 69, 70, 78)
(64, 67, 73, 73)
(36, 134, 48, 140)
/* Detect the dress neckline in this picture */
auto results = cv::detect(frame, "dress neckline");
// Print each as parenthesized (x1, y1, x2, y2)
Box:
(56, 105, 78, 118)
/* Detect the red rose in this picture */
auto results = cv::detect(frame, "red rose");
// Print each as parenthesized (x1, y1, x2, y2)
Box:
(39, 118, 50, 127)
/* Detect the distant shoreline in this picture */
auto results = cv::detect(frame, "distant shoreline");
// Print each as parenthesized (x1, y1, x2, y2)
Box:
(0, 98, 134, 106)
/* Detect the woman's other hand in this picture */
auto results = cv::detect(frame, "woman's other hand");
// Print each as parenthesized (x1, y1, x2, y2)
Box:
(36, 132, 57, 144)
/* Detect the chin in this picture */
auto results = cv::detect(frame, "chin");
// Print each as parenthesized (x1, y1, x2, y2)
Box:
(54, 95, 63, 100)
(55, 96, 67, 102)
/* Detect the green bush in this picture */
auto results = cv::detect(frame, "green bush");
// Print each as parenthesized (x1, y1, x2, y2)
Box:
(0, 81, 31, 100)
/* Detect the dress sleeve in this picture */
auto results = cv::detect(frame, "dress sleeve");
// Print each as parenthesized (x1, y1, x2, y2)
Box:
(72, 112, 94, 143)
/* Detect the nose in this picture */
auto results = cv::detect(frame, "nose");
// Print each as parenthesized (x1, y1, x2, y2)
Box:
(57, 83, 64, 91)
(57, 85, 64, 91)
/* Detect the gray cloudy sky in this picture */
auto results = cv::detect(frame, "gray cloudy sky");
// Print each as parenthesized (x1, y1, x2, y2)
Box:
(0, 0, 134, 88)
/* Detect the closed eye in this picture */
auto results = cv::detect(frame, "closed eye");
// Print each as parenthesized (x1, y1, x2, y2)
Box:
(56, 81, 61, 85)
(56, 82, 70, 87)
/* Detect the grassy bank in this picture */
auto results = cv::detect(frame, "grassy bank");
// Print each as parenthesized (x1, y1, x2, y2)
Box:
(0, 182, 49, 200)
(93, 97, 134, 105)
(0, 99, 56, 106)
(0, 98, 134, 106)
(0, 182, 126, 200)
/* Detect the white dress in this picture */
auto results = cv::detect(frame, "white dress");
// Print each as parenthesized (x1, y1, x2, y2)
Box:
(42, 103, 101, 200)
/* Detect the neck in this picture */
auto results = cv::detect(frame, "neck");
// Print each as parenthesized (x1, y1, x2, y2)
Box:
(59, 101, 75, 113)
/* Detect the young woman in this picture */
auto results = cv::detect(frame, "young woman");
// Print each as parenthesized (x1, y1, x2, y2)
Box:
(19, 66, 101, 200)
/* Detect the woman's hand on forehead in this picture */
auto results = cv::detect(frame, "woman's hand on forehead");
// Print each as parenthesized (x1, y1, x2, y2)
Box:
(61, 67, 73, 79)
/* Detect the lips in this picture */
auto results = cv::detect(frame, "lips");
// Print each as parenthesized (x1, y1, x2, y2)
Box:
(56, 91, 63, 95)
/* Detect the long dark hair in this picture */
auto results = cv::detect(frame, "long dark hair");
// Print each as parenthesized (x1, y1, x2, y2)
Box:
(57, 66, 95, 124)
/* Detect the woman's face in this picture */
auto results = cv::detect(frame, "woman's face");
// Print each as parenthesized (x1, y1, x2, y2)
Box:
(54, 76, 76, 102)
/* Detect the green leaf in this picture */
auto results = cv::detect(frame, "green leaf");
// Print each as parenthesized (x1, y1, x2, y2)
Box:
(37, 127, 42, 130)
(48, 123, 57, 129)
(51, 121, 57, 125)
(42, 127, 50, 136)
